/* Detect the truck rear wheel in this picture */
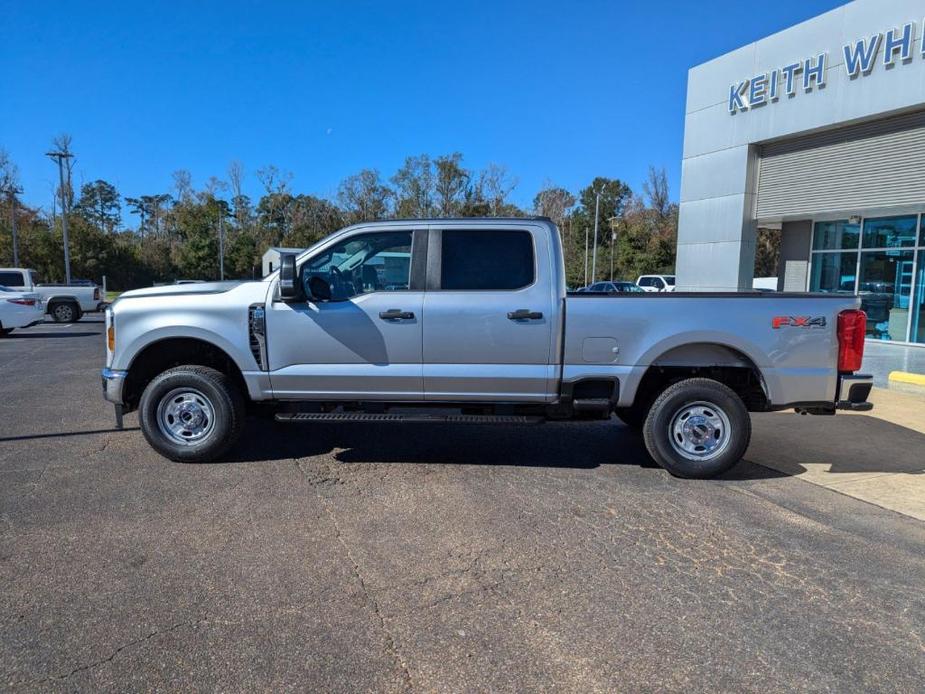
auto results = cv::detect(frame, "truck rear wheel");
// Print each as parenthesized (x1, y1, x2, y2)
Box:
(642, 378, 751, 479)
(139, 365, 245, 463)
(49, 301, 77, 323)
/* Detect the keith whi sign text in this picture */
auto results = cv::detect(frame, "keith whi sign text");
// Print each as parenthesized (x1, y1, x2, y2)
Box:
(729, 21, 922, 114)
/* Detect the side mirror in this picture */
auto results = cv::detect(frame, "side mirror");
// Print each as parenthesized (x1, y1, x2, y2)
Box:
(279, 253, 304, 301)
(308, 275, 333, 302)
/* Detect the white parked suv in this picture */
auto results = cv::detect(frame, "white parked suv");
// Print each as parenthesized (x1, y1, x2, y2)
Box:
(636, 274, 675, 292)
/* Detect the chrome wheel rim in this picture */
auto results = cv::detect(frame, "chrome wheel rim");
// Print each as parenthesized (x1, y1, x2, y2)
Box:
(54, 304, 73, 321)
(669, 400, 731, 461)
(156, 388, 216, 446)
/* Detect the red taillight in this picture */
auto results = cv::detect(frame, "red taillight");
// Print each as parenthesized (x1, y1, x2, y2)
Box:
(837, 309, 866, 373)
(7, 298, 36, 306)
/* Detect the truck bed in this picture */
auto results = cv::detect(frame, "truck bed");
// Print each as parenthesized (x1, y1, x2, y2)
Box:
(563, 292, 861, 408)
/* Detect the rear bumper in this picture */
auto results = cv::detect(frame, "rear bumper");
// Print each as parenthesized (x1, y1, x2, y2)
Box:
(101, 368, 128, 405)
(836, 373, 873, 412)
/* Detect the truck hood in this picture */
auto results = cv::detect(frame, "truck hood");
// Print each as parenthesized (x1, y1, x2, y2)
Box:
(119, 281, 248, 300)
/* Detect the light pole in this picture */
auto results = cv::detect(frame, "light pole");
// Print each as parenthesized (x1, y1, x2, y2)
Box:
(583, 223, 589, 287)
(46, 149, 74, 284)
(608, 216, 618, 281)
(3, 185, 23, 266)
(217, 204, 228, 281)
(590, 186, 604, 284)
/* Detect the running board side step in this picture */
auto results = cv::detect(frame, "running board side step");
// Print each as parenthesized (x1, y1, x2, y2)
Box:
(275, 412, 545, 425)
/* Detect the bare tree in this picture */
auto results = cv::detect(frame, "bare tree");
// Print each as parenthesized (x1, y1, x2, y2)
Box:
(227, 160, 250, 228)
(479, 163, 518, 215)
(643, 166, 671, 220)
(227, 160, 244, 201)
(337, 169, 392, 223)
(204, 176, 227, 197)
(391, 154, 434, 218)
(172, 170, 194, 203)
(0, 148, 18, 191)
(434, 153, 469, 217)
(533, 184, 576, 229)
(256, 164, 292, 195)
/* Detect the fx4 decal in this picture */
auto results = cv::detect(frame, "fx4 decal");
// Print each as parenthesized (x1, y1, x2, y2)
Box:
(772, 316, 827, 329)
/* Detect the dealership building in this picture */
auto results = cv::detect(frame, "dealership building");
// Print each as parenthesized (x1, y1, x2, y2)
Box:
(677, 0, 925, 346)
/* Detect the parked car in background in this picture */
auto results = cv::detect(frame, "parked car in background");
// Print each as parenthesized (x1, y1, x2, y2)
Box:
(636, 275, 676, 292)
(0, 268, 101, 322)
(586, 281, 645, 294)
(103, 218, 872, 479)
(0, 286, 45, 335)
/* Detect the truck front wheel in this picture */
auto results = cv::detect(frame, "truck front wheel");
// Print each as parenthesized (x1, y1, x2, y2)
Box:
(642, 378, 751, 479)
(139, 365, 245, 463)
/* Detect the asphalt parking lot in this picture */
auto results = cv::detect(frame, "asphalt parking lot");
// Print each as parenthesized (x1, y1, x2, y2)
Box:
(2, 317, 924, 692)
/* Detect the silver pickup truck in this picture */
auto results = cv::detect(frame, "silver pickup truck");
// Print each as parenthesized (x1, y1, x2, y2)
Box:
(102, 218, 872, 478)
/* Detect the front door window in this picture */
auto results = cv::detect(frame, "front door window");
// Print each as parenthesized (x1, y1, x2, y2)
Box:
(301, 231, 412, 300)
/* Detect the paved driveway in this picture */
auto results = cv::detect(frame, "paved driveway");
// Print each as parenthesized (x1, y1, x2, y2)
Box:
(1, 318, 923, 691)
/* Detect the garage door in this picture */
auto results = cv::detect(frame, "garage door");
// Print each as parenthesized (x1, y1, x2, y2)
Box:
(756, 109, 925, 219)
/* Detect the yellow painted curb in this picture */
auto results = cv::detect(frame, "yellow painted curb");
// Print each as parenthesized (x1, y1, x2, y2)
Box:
(888, 371, 925, 387)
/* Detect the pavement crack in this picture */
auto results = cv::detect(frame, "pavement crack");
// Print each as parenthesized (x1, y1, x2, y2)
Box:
(297, 460, 414, 692)
(31, 618, 206, 685)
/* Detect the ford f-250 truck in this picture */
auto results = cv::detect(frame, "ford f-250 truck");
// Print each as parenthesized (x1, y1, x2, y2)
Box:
(101, 218, 872, 478)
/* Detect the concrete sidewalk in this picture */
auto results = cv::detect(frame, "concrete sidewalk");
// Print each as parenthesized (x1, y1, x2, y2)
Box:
(748, 387, 925, 521)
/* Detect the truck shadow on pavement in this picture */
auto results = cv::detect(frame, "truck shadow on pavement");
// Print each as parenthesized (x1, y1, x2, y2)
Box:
(748, 413, 925, 476)
(226, 418, 788, 481)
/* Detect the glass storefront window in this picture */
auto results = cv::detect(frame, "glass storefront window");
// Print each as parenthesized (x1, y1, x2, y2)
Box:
(813, 220, 859, 250)
(857, 250, 915, 341)
(809, 252, 857, 293)
(861, 215, 918, 248)
(912, 263, 925, 345)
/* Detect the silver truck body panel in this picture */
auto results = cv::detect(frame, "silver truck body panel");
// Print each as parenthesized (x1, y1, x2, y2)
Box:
(109, 281, 273, 401)
(563, 294, 857, 407)
(104, 217, 863, 412)
(266, 291, 426, 399)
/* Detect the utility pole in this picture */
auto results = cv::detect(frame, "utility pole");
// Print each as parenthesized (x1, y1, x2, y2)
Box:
(608, 216, 618, 281)
(590, 187, 603, 284)
(583, 224, 589, 287)
(3, 185, 23, 266)
(46, 148, 74, 284)
(218, 206, 226, 280)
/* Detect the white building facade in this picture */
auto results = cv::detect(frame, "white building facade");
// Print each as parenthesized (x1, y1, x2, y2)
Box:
(677, 0, 925, 346)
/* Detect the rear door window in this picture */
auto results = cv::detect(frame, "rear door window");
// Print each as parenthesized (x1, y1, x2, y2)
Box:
(440, 230, 534, 290)
(0, 271, 24, 286)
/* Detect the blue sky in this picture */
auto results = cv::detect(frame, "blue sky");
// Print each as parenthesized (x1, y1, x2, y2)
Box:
(2, 0, 845, 214)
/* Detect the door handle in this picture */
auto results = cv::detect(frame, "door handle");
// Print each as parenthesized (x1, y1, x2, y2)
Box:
(507, 309, 543, 320)
(379, 309, 415, 320)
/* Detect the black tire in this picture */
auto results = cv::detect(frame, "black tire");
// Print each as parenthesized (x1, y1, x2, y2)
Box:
(49, 301, 77, 323)
(139, 365, 245, 463)
(642, 378, 751, 479)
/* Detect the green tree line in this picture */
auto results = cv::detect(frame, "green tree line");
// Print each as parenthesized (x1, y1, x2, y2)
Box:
(1, 145, 681, 290)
